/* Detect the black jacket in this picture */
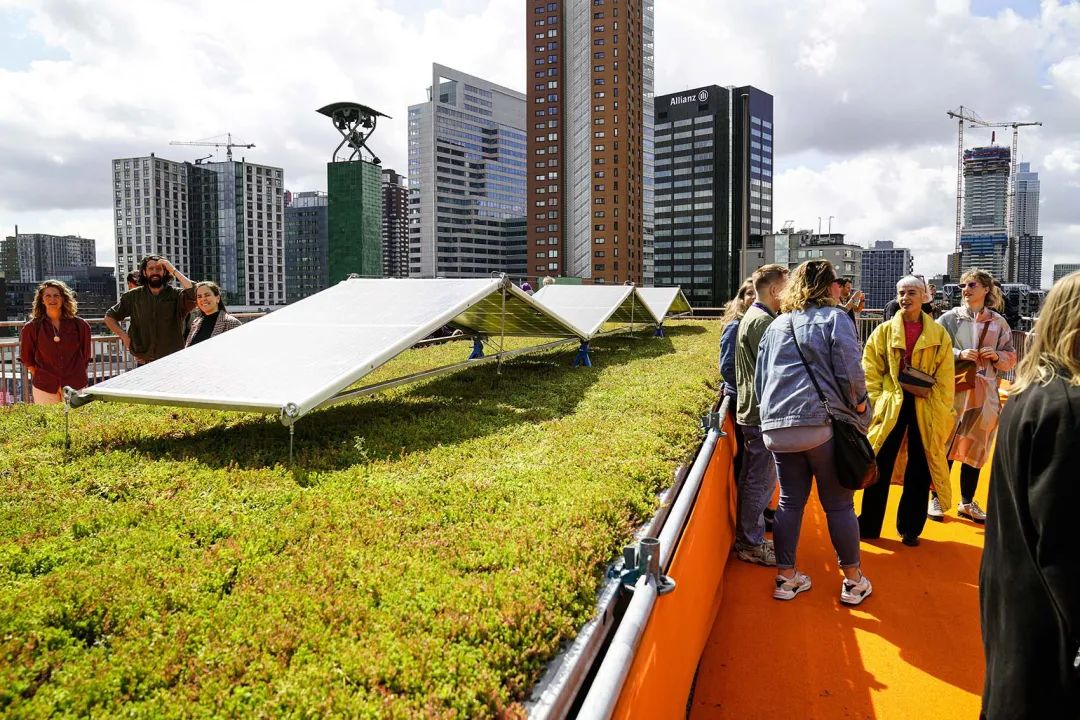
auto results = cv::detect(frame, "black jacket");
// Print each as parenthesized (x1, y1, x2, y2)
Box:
(981, 375, 1080, 718)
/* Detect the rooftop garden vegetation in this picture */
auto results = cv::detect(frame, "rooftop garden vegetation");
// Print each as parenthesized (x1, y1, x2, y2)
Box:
(0, 321, 719, 718)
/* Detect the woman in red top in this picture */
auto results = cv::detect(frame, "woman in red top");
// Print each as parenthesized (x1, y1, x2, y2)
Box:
(19, 280, 92, 405)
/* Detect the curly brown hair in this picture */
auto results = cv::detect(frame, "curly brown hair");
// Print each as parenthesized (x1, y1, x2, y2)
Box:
(780, 260, 838, 313)
(31, 280, 78, 321)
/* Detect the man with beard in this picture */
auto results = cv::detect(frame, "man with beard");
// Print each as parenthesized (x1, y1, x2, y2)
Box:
(105, 255, 196, 364)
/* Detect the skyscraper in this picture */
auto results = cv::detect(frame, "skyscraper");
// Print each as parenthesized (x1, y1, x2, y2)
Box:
(381, 169, 409, 279)
(408, 64, 527, 279)
(1013, 162, 1042, 287)
(960, 146, 1010, 279)
(1054, 263, 1080, 283)
(112, 155, 192, 298)
(525, 0, 655, 286)
(0, 232, 95, 283)
(284, 190, 329, 303)
(862, 240, 914, 309)
(113, 154, 286, 307)
(652, 85, 773, 305)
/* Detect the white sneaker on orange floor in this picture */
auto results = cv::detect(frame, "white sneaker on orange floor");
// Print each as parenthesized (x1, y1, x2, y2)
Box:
(840, 573, 873, 606)
(735, 541, 776, 566)
(958, 501, 987, 524)
(927, 496, 945, 521)
(773, 571, 812, 600)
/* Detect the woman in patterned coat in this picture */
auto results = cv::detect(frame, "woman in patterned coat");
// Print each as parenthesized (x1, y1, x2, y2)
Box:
(933, 269, 1016, 524)
(184, 281, 242, 348)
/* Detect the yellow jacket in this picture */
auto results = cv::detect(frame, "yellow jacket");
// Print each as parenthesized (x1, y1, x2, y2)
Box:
(861, 313, 956, 508)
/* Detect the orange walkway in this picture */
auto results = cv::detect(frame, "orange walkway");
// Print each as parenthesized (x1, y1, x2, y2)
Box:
(690, 464, 990, 720)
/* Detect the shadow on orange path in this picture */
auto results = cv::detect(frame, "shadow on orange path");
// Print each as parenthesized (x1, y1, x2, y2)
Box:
(689, 463, 989, 720)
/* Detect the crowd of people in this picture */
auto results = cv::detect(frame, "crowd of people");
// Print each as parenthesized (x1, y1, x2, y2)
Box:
(18, 255, 242, 403)
(720, 261, 1080, 715)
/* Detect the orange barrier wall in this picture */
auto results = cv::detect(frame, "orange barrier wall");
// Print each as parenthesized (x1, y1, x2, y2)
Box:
(610, 413, 738, 719)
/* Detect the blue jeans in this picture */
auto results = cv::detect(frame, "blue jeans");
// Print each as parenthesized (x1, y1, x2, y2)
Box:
(736, 424, 777, 547)
(772, 438, 861, 569)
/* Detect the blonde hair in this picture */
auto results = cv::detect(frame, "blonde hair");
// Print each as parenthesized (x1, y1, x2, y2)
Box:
(781, 260, 838, 313)
(31, 280, 78, 321)
(1010, 271, 1080, 394)
(959, 268, 1004, 312)
(720, 278, 755, 328)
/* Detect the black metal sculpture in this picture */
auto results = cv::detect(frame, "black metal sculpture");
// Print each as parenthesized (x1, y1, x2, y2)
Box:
(316, 102, 391, 164)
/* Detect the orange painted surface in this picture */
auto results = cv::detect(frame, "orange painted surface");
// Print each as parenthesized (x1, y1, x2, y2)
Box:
(690, 461, 991, 719)
(610, 415, 738, 720)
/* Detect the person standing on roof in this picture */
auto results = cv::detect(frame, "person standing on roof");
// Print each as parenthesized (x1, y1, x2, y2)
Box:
(859, 275, 954, 547)
(719, 278, 756, 490)
(19, 280, 93, 405)
(104, 255, 195, 365)
(185, 281, 242, 348)
(980, 270, 1080, 719)
(756, 260, 873, 604)
(521, 280, 533, 295)
(932, 269, 1015, 524)
(733, 263, 789, 566)
(883, 274, 933, 319)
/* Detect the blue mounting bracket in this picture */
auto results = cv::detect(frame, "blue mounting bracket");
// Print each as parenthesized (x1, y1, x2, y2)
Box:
(654, 324, 665, 338)
(468, 337, 485, 360)
(572, 341, 592, 368)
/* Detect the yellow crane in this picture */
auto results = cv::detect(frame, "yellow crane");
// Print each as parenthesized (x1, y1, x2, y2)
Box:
(946, 107, 1041, 275)
(169, 132, 256, 162)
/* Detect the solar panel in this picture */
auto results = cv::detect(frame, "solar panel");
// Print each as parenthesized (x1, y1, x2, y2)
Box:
(531, 285, 662, 338)
(72, 278, 583, 420)
(636, 287, 693, 319)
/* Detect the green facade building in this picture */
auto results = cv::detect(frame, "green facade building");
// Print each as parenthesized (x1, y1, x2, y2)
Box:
(327, 160, 383, 282)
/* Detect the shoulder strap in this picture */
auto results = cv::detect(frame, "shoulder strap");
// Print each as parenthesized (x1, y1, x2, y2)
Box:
(790, 316, 834, 417)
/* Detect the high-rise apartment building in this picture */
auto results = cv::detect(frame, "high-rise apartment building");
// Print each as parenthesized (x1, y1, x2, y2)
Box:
(525, 0, 655, 286)
(746, 228, 859, 286)
(284, 191, 329, 303)
(408, 64, 527, 279)
(112, 155, 285, 307)
(1012, 162, 1042, 287)
(381, 169, 409, 279)
(960, 146, 1010, 279)
(652, 85, 773, 306)
(0, 232, 96, 283)
(862, 240, 914, 309)
(1054, 263, 1080, 283)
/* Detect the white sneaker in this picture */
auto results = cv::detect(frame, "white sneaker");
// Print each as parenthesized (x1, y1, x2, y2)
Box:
(958, 501, 987, 524)
(927, 496, 945, 522)
(840, 573, 873, 606)
(736, 541, 776, 566)
(773, 570, 812, 600)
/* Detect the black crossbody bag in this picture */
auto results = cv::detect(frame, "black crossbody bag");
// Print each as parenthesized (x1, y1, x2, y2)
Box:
(790, 319, 879, 491)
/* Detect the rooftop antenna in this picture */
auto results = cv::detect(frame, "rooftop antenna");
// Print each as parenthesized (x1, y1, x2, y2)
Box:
(316, 102, 391, 164)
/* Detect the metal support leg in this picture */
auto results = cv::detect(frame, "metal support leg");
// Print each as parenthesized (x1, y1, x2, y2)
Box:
(573, 341, 592, 368)
(468, 337, 485, 360)
(63, 395, 71, 451)
(288, 424, 295, 466)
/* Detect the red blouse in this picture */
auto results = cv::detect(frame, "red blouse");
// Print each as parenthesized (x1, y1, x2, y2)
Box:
(19, 317, 93, 394)
(902, 319, 923, 363)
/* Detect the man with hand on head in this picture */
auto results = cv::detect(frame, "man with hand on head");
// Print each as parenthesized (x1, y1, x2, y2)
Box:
(104, 255, 195, 365)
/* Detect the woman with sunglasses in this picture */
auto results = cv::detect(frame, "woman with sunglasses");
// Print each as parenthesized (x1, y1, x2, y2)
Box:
(934, 269, 1016, 524)
(859, 275, 955, 546)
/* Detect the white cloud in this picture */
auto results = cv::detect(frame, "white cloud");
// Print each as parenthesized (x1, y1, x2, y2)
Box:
(1, 0, 1079, 288)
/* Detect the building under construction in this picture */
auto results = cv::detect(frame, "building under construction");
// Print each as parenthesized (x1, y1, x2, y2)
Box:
(960, 146, 1010, 279)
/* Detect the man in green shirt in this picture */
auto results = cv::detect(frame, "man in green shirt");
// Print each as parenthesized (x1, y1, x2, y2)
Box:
(733, 263, 789, 565)
(105, 255, 196, 364)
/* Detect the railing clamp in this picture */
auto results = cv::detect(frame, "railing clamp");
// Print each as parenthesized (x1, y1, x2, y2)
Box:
(619, 537, 676, 596)
(701, 410, 723, 433)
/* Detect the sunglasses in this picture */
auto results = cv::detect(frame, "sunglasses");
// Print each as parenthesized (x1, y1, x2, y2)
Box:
(961, 281, 984, 289)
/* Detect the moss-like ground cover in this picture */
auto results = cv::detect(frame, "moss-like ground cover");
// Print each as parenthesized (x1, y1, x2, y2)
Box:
(0, 321, 719, 718)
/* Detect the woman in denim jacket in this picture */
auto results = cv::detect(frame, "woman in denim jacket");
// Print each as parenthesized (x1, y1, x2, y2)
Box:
(756, 260, 874, 606)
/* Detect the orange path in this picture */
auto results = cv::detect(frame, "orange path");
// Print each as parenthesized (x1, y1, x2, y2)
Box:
(690, 463, 989, 720)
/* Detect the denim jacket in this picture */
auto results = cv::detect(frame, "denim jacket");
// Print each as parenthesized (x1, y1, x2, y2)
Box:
(719, 319, 740, 399)
(755, 305, 872, 433)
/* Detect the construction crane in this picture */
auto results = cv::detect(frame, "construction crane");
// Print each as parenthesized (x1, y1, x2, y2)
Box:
(169, 132, 255, 162)
(946, 108, 1042, 272)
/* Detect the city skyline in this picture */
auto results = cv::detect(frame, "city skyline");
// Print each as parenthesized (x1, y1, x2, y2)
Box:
(2, 0, 1078, 287)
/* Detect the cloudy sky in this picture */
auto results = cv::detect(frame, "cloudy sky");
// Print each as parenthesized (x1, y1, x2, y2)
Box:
(2, 0, 1078, 285)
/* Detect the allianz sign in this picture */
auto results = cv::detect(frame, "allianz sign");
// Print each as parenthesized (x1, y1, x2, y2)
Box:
(670, 90, 710, 106)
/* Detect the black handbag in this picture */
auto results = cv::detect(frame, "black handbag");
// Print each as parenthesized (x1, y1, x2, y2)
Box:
(898, 360, 936, 398)
(790, 319, 879, 491)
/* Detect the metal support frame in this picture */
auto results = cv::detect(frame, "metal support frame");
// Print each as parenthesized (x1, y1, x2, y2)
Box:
(573, 341, 592, 368)
(654, 323, 665, 338)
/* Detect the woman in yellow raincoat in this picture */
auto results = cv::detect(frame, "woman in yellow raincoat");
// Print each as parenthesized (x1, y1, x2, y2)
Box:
(859, 276, 955, 546)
